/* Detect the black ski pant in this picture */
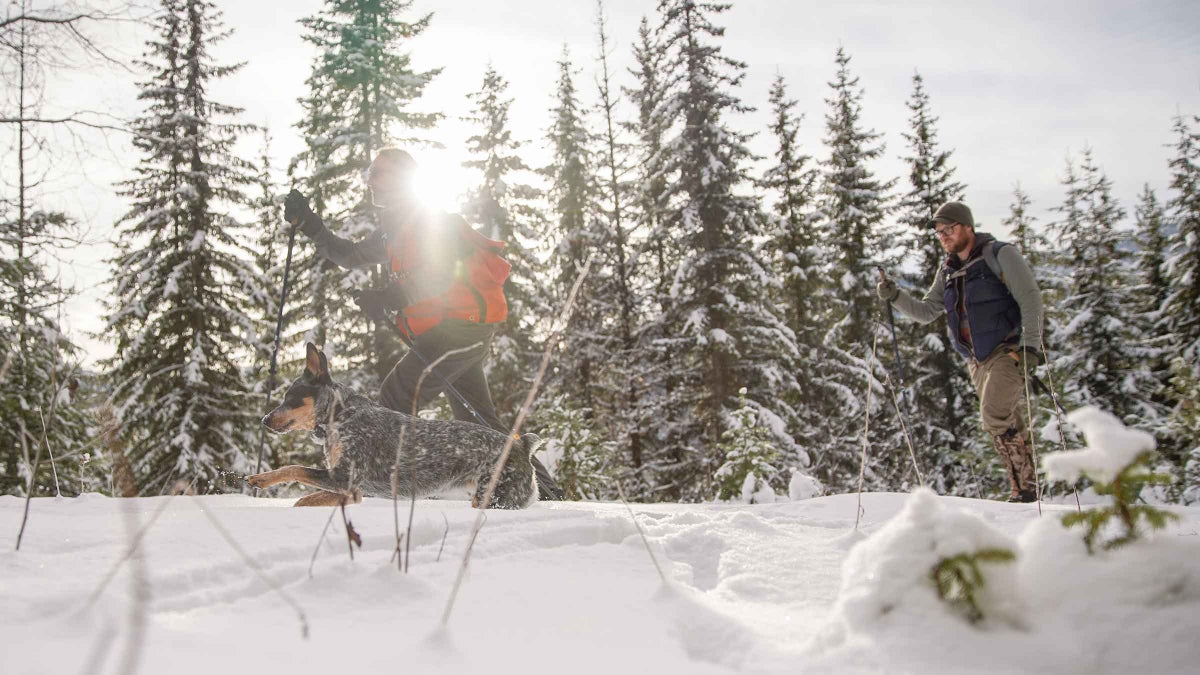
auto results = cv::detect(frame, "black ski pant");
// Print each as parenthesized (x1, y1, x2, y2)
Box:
(379, 318, 564, 501)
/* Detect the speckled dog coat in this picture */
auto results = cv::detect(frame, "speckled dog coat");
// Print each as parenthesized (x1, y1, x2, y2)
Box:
(249, 343, 540, 509)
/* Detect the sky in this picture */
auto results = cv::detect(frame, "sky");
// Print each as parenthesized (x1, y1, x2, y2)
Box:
(12, 0, 1200, 365)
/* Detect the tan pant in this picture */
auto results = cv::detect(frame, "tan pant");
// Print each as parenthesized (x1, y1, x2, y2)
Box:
(969, 346, 1037, 494)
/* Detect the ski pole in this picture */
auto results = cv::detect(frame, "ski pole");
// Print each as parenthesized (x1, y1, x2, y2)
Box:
(254, 210, 300, 477)
(876, 267, 908, 394)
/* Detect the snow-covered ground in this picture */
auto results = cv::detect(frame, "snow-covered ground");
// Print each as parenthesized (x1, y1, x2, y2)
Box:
(3, 488, 1198, 674)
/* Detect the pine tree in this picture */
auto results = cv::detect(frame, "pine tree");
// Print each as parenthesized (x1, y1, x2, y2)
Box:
(893, 71, 978, 494)
(0, 3, 92, 495)
(291, 0, 442, 386)
(622, 15, 677, 499)
(461, 64, 547, 420)
(1051, 149, 1161, 427)
(647, 0, 801, 500)
(713, 388, 783, 502)
(1004, 184, 1051, 273)
(592, 2, 646, 486)
(813, 47, 897, 490)
(543, 47, 598, 410)
(102, 0, 266, 494)
(1162, 114, 1200, 500)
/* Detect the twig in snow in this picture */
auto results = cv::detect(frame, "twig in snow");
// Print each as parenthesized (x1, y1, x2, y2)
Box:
(37, 408, 61, 497)
(856, 335, 879, 531)
(309, 506, 337, 579)
(616, 480, 666, 584)
(440, 255, 593, 627)
(1037, 324, 1080, 512)
(193, 495, 310, 639)
(437, 513, 449, 562)
(340, 503, 361, 560)
(15, 359, 82, 550)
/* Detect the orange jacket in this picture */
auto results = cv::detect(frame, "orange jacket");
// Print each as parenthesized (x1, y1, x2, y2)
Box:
(385, 211, 510, 337)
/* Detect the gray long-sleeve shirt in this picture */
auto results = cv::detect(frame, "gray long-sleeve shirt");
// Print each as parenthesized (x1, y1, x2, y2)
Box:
(891, 234, 1045, 353)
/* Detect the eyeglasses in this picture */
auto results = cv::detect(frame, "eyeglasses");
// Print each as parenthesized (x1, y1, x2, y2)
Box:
(933, 222, 961, 237)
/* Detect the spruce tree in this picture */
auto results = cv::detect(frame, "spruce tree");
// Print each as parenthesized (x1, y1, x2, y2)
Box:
(1004, 184, 1052, 273)
(461, 64, 547, 420)
(291, 0, 441, 385)
(592, 3, 646, 487)
(103, 0, 266, 494)
(894, 71, 977, 494)
(1162, 114, 1200, 500)
(622, 15, 677, 499)
(543, 47, 598, 411)
(1051, 149, 1161, 426)
(0, 3, 92, 495)
(759, 74, 822, 463)
(813, 47, 897, 490)
(649, 0, 802, 500)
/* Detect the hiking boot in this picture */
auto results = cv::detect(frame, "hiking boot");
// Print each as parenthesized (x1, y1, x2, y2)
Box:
(1007, 489, 1037, 503)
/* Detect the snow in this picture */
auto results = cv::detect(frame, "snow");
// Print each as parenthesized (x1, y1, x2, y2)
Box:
(3, 490, 1197, 674)
(788, 470, 823, 500)
(1044, 406, 1156, 484)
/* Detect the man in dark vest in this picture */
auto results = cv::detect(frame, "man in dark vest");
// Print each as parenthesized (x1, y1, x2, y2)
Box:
(877, 201, 1045, 502)
(283, 147, 564, 501)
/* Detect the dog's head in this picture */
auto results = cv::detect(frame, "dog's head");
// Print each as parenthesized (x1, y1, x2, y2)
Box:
(261, 342, 333, 434)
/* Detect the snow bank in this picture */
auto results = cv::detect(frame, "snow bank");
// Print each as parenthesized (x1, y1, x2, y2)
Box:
(824, 488, 1021, 640)
(788, 470, 823, 500)
(1044, 406, 1156, 484)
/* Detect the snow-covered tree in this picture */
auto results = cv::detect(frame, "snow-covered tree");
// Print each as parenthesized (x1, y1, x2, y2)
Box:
(0, 2, 94, 495)
(1050, 149, 1162, 427)
(621, 15, 677, 499)
(714, 388, 783, 502)
(760, 76, 821, 386)
(102, 0, 267, 493)
(591, 3, 647, 484)
(543, 47, 599, 410)
(291, 0, 441, 385)
(893, 71, 979, 495)
(1162, 114, 1200, 500)
(461, 64, 547, 420)
(812, 47, 897, 490)
(646, 0, 803, 500)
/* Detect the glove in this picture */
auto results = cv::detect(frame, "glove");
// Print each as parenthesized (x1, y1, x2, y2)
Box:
(353, 285, 406, 324)
(876, 278, 899, 302)
(283, 189, 315, 229)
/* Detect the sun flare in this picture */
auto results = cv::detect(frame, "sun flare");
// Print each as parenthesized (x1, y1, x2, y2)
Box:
(409, 150, 467, 215)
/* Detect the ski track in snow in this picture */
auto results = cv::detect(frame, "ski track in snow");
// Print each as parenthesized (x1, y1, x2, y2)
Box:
(1, 492, 1196, 674)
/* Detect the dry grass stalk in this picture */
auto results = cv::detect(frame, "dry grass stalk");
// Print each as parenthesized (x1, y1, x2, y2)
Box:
(440, 256, 594, 628)
(14, 359, 81, 551)
(1037, 325, 1081, 512)
(856, 335, 879, 531)
(98, 402, 139, 498)
(616, 480, 666, 584)
(308, 506, 337, 579)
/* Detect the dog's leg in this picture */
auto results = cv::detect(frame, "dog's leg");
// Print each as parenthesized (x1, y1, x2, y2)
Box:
(293, 490, 362, 507)
(247, 465, 344, 492)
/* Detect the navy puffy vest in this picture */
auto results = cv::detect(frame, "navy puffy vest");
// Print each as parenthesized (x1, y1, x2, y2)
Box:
(942, 243, 1022, 361)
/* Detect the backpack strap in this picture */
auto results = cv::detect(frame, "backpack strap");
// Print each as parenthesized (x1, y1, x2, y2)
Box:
(982, 240, 1009, 285)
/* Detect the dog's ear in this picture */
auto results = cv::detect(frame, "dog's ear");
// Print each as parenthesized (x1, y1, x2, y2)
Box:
(317, 349, 332, 383)
(304, 342, 325, 380)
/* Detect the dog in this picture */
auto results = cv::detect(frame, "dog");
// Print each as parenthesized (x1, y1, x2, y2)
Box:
(247, 342, 540, 509)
